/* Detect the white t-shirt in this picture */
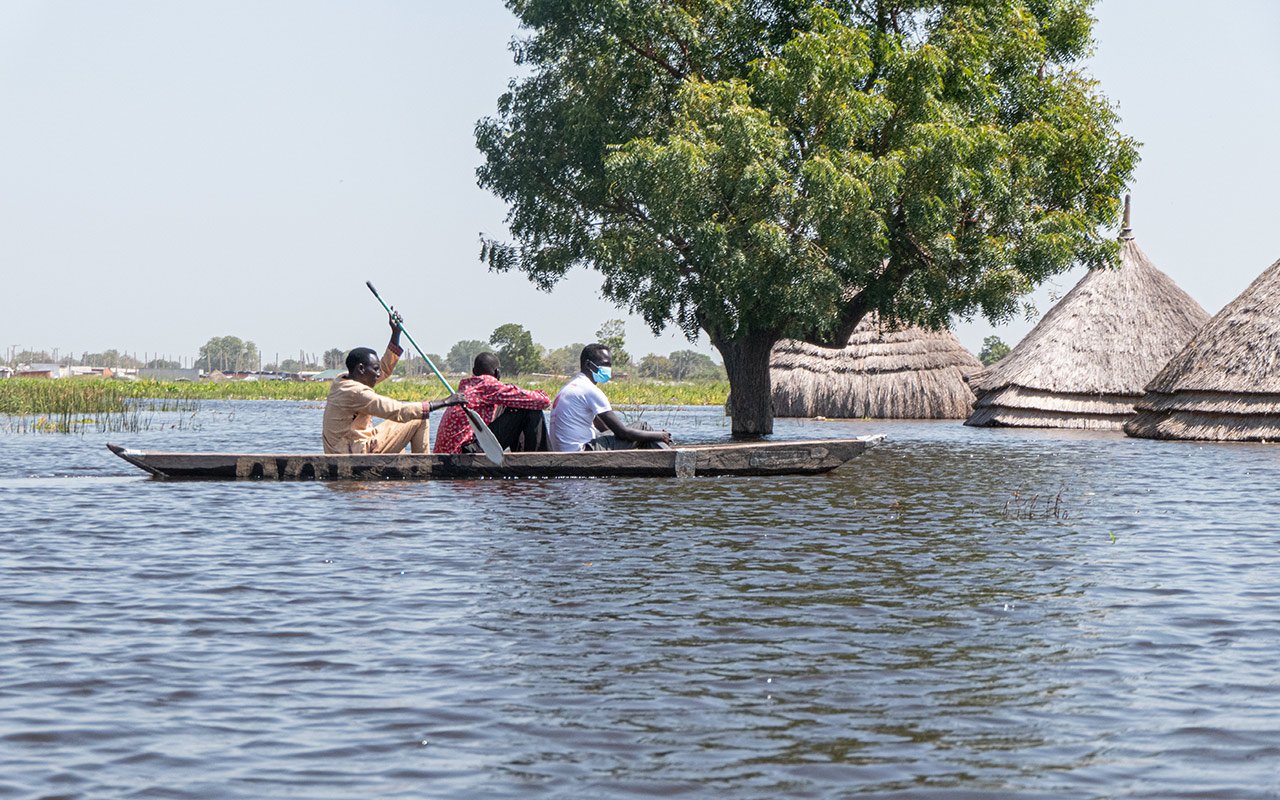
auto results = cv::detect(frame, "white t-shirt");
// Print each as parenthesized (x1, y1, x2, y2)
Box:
(549, 372, 612, 452)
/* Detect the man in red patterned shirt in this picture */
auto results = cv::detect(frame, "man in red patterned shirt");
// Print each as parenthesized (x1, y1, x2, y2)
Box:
(433, 352, 551, 454)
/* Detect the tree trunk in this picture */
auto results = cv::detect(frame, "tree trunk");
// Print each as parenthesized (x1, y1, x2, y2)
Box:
(714, 331, 779, 438)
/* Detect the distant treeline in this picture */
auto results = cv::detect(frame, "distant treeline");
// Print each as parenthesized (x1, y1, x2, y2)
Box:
(12, 319, 729, 380)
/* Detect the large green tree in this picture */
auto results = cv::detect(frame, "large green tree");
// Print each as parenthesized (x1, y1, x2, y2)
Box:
(79, 350, 143, 369)
(543, 342, 587, 375)
(489, 323, 544, 376)
(477, 0, 1137, 434)
(638, 353, 674, 378)
(594, 319, 632, 370)
(14, 350, 53, 365)
(446, 339, 491, 373)
(978, 334, 1011, 365)
(323, 348, 346, 370)
(197, 336, 259, 373)
(669, 349, 723, 380)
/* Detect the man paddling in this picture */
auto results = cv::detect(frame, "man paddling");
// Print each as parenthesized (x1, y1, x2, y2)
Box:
(322, 311, 464, 454)
(434, 352, 551, 454)
(549, 343, 672, 451)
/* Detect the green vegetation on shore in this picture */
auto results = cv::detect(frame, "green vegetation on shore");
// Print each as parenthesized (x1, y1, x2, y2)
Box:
(0, 379, 136, 415)
(0, 379, 201, 433)
(0, 376, 729, 425)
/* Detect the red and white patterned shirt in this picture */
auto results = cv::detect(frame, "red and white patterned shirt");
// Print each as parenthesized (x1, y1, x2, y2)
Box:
(432, 374, 551, 454)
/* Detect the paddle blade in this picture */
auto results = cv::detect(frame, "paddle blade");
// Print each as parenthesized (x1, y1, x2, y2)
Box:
(464, 407, 505, 465)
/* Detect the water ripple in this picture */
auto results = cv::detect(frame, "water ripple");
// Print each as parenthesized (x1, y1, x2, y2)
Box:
(1, 404, 1278, 798)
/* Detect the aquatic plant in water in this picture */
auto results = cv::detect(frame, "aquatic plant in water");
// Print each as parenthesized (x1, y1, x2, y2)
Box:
(0, 380, 202, 434)
(0, 376, 728, 435)
(1002, 488, 1070, 520)
(0, 376, 729, 413)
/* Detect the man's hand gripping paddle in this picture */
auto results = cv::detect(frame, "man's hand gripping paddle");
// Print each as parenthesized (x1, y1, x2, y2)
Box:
(366, 281, 505, 465)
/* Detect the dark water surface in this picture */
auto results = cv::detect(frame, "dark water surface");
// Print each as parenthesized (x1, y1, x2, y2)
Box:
(2, 401, 1278, 799)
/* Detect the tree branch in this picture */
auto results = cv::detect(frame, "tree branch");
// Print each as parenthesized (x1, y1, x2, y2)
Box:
(616, 34, 686, 81)
(604, 198, 699, 280)
(800, 205, 932, 348)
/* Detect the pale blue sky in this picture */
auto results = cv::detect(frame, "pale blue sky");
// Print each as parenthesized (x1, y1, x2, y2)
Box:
(1, 1, 1277, 365)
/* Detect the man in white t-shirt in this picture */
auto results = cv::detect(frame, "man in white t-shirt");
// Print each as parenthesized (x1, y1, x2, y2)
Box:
(549, 344, 673, 452)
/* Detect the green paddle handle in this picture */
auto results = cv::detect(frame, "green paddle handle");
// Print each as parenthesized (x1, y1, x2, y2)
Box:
(365, 280, 505, 466)
(365, 281, 456, 395)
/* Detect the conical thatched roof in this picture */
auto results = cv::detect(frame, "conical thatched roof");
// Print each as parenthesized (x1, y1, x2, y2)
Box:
(1125, 256, 1280, 442)
(771, 313, 982, 419)
(966, 202, 1209, 430)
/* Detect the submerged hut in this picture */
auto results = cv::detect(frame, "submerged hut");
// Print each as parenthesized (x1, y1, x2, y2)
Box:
(966, 198, 1209, 430)
(1125, 256, 1280, 442)
(771, 313, 982, 419)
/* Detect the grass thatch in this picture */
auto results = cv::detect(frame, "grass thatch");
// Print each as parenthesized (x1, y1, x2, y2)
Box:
(1125, 256, 1280, 441)
(771, 313, 982, 419)
(967, 215, 1209, 430)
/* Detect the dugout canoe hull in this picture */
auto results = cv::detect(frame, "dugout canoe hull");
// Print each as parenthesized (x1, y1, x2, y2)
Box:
(106, 438, 881, 481)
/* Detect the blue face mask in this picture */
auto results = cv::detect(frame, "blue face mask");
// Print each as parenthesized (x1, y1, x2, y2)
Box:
(590, 363, 612, 384)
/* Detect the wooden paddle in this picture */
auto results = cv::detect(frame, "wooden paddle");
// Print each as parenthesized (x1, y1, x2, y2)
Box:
(366, 281, 505, 465)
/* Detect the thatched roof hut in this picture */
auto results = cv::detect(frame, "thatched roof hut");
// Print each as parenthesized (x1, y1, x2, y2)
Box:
(1125, 256, 1280, 442)
(966, 198, 1210, 430)
(771, 313, 982, 419)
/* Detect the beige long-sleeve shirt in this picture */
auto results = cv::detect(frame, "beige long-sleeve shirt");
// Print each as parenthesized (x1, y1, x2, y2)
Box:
(322, 343, 428, 453)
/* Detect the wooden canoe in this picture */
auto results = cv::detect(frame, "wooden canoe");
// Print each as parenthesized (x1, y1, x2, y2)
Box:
(106, 437, 882, 481)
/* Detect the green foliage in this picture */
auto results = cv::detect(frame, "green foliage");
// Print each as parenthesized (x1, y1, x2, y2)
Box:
(0, 379, 200, 434)
(78, 350, 143, 369)
(978, 334, 1011, 365)
(669, 350, 724, 380)
(0, 379, 131, 415)
(144, 358, 182, 370)
(323, 348, 346, 370)
(489, 323, 544, 376)
(446, 340, 491, 373)
(393, 354, 440, 377)
(0, 377, 731, 420)
(13, 350, 53, 365)
(637, 349, 725, 379)
(518, 377, 730, 407)
(542, 342, 586, 376)
(638, 353, 673, 378)
(275, 358, 318, 373)
(198, 336, 260, 372)
(594, 319, 631, 369)
(478, 0, 1137, 431)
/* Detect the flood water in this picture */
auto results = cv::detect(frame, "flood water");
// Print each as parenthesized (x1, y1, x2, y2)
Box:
(1, 401, 1278, 799)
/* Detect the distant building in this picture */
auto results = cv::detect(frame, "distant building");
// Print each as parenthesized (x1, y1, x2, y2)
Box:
(16, 363, 65, 379)
(0, 366, 12, 379)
